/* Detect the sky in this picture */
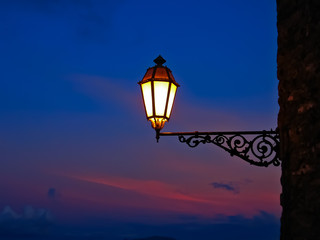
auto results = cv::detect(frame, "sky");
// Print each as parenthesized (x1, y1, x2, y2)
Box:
(0, 0, 280, 239)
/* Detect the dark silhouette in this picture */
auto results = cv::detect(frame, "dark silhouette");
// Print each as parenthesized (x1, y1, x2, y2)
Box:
(277, 0, 320, 239)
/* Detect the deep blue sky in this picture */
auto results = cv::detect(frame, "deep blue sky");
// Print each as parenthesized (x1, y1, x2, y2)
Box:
(0, 1, 280, 240)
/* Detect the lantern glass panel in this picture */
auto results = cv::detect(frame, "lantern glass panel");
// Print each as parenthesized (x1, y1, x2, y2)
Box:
(141, 81, 153, 117)
(166, 83, 177, 118)
(154, 81, 169, 116)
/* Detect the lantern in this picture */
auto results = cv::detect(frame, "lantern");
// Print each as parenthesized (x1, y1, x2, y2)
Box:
(138, 56, 179, 132)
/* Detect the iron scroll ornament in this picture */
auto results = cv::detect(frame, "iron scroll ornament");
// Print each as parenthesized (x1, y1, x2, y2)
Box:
(159, 130, 280, 167)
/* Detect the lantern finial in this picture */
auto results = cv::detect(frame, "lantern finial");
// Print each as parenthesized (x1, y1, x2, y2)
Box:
(154, 55, 166, 66)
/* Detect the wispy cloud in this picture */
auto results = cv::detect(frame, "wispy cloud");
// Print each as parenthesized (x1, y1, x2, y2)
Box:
(70, 175, 215, 204)
(69, 74, 139, 112)
(0, 205, 53, 238)
(210, 182, 240, 194)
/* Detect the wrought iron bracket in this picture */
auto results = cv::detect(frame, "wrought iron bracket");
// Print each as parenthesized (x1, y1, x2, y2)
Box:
(157, 130, 280, 167)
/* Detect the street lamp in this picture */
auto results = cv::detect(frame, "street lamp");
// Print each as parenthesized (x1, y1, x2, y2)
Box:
(138, 55, 180, 136)
(139, 56, 280, 168)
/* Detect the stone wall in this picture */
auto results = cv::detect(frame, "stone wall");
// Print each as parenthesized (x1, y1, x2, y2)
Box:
(277, 0, 320, 239)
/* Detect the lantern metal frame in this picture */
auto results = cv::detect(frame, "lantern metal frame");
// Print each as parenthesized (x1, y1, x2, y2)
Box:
(139, 56, 281, 168)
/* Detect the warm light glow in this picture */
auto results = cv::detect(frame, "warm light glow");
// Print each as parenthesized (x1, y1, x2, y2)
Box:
(141, 81, 153, 117)
(154, 81, 169, 116)
(166, 83, 177, 118)
(150, 117, 167, 130)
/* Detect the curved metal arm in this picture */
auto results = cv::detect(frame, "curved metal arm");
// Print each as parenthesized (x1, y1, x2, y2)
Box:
(158, 130, 280, 167)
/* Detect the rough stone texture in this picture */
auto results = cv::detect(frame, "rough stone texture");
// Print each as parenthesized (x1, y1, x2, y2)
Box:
(277, 0, 320, 239)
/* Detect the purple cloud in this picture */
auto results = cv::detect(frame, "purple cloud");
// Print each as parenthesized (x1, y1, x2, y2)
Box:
(210, 182, 240, 194)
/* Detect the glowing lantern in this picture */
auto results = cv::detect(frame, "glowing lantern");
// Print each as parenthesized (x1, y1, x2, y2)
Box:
(138, 56, 179, 133)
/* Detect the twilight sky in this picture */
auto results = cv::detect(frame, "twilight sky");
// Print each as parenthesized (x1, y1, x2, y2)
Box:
(0, 0, 280, 239)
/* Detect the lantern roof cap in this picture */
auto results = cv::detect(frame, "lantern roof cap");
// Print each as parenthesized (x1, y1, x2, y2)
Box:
(138, 56, 180, 87)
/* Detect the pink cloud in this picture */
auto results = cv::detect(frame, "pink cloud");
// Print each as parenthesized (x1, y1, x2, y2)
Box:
(58, 173, 280, 218)
(70, 174, 215, 204)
